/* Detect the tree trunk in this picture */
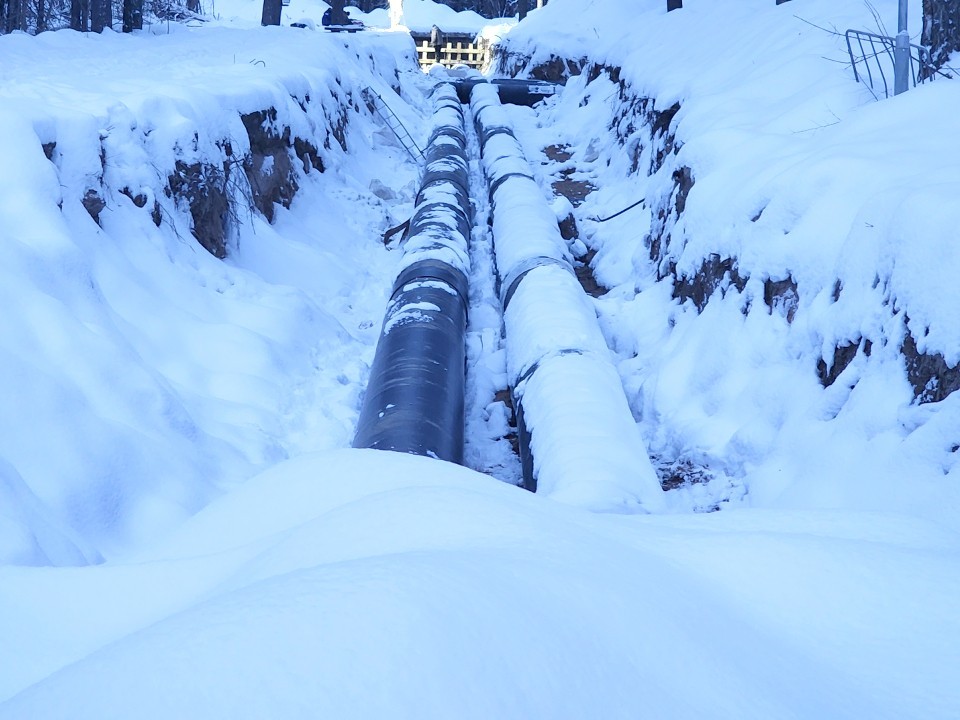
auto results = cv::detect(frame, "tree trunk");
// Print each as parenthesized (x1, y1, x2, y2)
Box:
(70, 0, 84, 29)
(518, 0, 527, 20)
(923, 0, 960, 68)
(329, 0, 347, 24)
(90, 0, 111, 31)
(667, 0, 681, 10)
(36, 0, 47, 31)
(4, 0, 27, 31)
(122, 0, 142, 31)
(261, 0, 281, 25)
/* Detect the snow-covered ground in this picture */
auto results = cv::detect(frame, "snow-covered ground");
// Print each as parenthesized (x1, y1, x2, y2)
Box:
(1, 0, 959, 716)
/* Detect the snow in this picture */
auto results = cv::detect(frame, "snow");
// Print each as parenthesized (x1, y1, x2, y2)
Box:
(389, 0, 503, 34)
(0, 23, 426, 561)
(3, 450, 960, 718)
(383, 301, 442, 333)
(1, 0, 960, 716)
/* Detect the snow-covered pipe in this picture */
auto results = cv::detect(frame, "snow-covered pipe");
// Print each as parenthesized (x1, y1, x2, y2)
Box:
(470, 83, 664, 512)
(353, 84, 471, 464)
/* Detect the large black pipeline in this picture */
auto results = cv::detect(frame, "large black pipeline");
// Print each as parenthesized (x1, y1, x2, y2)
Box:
(470, 83, 665, 511)
(353, 84, 472, 464)
(451, 78, 559, 106)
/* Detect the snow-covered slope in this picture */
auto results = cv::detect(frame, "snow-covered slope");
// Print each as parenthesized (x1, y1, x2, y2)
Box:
(498, 0, 960, 522)
(0, 25, 427, 563)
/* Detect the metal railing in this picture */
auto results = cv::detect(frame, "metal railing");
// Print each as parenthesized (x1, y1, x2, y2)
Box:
(845, 28, 935, 99)
(361, 87, 424, 163)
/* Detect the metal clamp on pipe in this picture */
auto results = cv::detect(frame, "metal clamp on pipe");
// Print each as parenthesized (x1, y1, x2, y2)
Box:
(499, 255, 575, 311)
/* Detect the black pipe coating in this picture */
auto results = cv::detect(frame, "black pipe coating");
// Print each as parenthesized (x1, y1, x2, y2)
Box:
(452, 78, 559, 106)
(352, 266, 469, 463)
(353, 84, 471, 464)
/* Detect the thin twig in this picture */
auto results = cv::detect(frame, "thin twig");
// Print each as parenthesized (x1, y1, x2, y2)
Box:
(792, 119, 841, 134)
(864, 1, 889, 38)
(793, 14, 844, 38)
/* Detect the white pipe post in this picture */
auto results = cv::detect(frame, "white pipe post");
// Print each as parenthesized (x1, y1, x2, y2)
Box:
(894, 0, 910, 95)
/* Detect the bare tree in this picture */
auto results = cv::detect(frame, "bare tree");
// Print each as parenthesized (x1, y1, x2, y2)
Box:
(482, 0, 515, 17)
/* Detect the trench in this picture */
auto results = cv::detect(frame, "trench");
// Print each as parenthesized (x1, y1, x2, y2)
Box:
(354, 80, 662, 511)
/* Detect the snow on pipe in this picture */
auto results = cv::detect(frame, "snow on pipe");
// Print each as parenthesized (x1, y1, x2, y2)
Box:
(470, 83, 664, 513)
(353, 84, 471, 464)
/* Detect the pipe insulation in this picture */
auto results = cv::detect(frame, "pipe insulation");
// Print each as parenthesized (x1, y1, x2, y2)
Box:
(353, 84, 471, 464)
(470, 83, 664, 512)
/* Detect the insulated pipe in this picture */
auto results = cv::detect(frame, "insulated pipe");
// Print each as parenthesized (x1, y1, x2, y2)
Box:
(451, 78, 559, 106)
(470, 83, 664, 512)
(353, 84, 471, 464)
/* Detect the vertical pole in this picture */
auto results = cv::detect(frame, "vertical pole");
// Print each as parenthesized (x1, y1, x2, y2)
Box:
(894, 0, 910, 94)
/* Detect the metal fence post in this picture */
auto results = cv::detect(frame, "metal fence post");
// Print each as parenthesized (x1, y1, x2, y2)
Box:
(894, 0, 910, 94)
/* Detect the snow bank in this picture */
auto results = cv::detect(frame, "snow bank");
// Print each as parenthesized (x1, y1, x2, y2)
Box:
(0, 25, 429, 561)
(2, 449, 958, 717)
(496, 0, 960, 522)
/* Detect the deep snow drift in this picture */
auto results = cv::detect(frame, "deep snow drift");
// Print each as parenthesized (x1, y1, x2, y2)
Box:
(1, 0, 959, 717)
(4, 450, 959, 718)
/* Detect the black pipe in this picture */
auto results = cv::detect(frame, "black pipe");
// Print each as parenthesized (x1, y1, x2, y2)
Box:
(353, 84, 471, 464)
(352, 263, 469, 462)
(452, 78, 560, 106)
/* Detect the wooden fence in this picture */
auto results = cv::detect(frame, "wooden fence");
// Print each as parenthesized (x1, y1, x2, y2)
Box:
(413, 35, 486, 69)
